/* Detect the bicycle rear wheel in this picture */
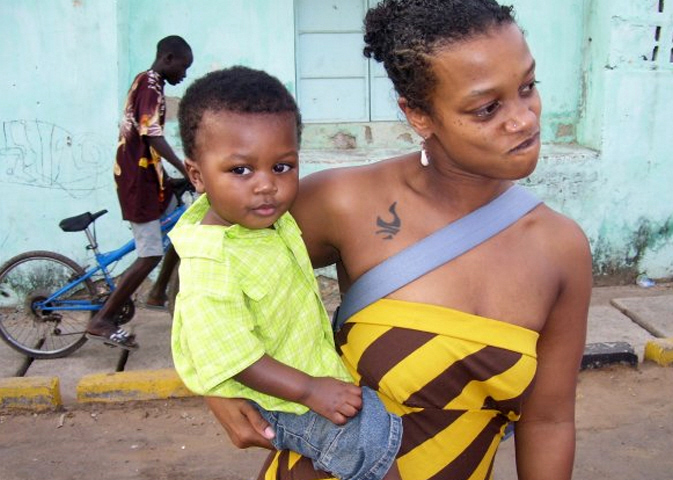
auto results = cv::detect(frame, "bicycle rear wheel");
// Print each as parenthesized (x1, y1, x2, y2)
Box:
(0, 251, 96, 359)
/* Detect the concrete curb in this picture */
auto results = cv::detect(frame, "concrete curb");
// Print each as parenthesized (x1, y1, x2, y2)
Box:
(76, 368, 195, 403)
(0, 376, 62, 411)
(581, 342, 638, 370)
(609, 298, 668, 338)
(1, 344, 647, 412)
(644, 338, 673, 366)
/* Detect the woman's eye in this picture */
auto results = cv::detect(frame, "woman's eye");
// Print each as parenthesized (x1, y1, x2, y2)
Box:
(231, 166, 252, 175)
(521, 79, 539, 94)
(474, 101, 501, 119)
(273, 163, 293, 174)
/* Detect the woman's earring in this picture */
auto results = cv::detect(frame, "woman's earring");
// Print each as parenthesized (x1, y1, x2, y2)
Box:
(420, 141, 430, 167)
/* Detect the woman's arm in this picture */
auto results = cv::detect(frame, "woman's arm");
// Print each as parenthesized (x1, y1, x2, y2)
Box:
(205, 396, 275, 449)
(514, 219, 592, 480)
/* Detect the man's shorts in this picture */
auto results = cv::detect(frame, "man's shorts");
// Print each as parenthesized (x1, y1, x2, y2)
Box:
(252, 386, 402, 480)
(130, 197, 177, 258)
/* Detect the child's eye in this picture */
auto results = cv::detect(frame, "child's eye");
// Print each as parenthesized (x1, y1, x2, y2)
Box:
(231, 166, 252, 175)
(273, 163, 294, 174)
(474, 101, 501, 119)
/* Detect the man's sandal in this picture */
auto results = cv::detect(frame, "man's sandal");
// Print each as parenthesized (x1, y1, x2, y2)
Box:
(86, 328, 139, 350)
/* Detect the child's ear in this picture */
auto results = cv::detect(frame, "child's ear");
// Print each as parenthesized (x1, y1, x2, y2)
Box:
(185, 158, 205, 193)
(398, 97, 433, 140)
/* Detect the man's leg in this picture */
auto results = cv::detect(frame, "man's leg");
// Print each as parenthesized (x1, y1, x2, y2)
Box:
(146, 244, 178, 307)
(86, 218, 164, 349)
(86, 255, 161, 337)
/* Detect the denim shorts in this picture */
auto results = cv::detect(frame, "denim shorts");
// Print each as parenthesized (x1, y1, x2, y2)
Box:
(253, 387, 402, 480)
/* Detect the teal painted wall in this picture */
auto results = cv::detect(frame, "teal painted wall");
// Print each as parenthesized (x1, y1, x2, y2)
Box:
(0, 0, 295, 271)
(514, 0, 586, 143)
(0, 0, 671, 282)
(0, 0, 120, 265)
(575, 0, 673, 280)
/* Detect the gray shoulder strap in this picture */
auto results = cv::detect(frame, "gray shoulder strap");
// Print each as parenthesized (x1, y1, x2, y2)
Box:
(333, 185, 542, 331)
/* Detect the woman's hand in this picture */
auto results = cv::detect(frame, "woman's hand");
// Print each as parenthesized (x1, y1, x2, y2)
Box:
(204, 396, 275, 450)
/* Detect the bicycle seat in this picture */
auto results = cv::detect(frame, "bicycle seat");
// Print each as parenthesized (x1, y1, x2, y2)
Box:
(59, 210, 108, 232)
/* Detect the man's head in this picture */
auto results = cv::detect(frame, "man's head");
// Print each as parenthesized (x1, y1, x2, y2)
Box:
(153, 35, 193, 86)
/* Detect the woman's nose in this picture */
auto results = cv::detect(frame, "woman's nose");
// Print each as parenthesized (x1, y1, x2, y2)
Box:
(504, 99, 539, 133)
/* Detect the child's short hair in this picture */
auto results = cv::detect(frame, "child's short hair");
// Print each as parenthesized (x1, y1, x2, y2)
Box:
(179, 66, 302, 159)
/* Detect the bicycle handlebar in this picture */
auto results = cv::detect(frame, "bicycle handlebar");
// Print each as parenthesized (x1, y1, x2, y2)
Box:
(170, 177, 196, 206)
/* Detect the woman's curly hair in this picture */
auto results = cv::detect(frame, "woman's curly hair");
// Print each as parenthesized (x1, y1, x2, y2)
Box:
(179, 66, 302, 160)
(364, 0, 515, 115)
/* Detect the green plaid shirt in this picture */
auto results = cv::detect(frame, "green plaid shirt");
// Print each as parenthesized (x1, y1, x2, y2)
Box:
(169, 194, 351, 414)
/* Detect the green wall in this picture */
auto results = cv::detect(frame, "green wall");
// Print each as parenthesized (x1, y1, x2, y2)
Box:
(0, 0, 119, 261)
(0, 0, 296, 271)
(515, 0, 586, 143)
(1, 0, 672, 282)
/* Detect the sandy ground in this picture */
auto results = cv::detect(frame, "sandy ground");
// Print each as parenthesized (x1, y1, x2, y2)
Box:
(1, 362, 671, 480)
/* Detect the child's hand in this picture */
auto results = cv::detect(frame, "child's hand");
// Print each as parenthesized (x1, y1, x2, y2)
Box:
(302, 377, 362, 425)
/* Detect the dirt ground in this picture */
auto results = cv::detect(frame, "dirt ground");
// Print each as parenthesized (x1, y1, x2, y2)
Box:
(1, 363, 671, 480)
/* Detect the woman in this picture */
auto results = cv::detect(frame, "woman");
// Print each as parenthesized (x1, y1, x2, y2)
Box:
(207, 1, 592, 479)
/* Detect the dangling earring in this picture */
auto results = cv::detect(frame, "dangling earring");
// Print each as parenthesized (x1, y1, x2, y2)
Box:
(420, 140, 430, 167)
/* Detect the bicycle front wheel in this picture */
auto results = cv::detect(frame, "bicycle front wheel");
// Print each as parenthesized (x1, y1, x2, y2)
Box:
(0, 251, 95, 359)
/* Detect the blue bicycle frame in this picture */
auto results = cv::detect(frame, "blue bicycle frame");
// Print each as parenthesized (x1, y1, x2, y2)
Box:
(35, 203, 188, 314)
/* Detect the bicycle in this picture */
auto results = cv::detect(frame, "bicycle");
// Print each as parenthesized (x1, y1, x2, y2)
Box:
(0, 179, 194, 359)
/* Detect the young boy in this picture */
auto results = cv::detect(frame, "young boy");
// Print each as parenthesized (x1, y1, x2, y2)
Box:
(170, 66, 402, 480)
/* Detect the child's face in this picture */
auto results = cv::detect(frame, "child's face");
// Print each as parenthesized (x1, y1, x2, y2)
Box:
(186, 110, 299, 229)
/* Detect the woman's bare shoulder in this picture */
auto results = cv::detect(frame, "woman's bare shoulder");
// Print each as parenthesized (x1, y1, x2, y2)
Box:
(529, 204, 591, 264)
(297, 156, 406, 214)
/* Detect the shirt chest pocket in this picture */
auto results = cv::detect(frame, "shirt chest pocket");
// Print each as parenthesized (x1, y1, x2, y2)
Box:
(240, 261, 304, 343)
(241, 253, 291, 297)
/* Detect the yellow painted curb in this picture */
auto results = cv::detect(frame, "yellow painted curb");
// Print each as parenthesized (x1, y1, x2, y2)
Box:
(0, 376, 62, 411)
(77, 368, 195, 403)
(644, 338, 673, 366)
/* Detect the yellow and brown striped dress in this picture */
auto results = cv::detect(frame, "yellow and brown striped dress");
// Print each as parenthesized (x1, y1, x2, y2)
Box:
(258, 298, 539, 480)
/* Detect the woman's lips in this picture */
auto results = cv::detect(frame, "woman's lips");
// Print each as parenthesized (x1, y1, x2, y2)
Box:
(509, 131, 540, 154)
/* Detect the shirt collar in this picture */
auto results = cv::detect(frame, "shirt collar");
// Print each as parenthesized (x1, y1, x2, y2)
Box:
(147, 69, 166, 86)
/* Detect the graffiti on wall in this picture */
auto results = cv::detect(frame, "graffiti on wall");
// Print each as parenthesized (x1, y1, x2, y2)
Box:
(0, 120, 108, 198)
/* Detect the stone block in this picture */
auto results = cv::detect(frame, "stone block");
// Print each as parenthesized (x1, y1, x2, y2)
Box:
(582, 342, 638, 370)
(77, 368, 194, 403)
(644, 338, 673, 366)
(0, 376, 61, 411)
